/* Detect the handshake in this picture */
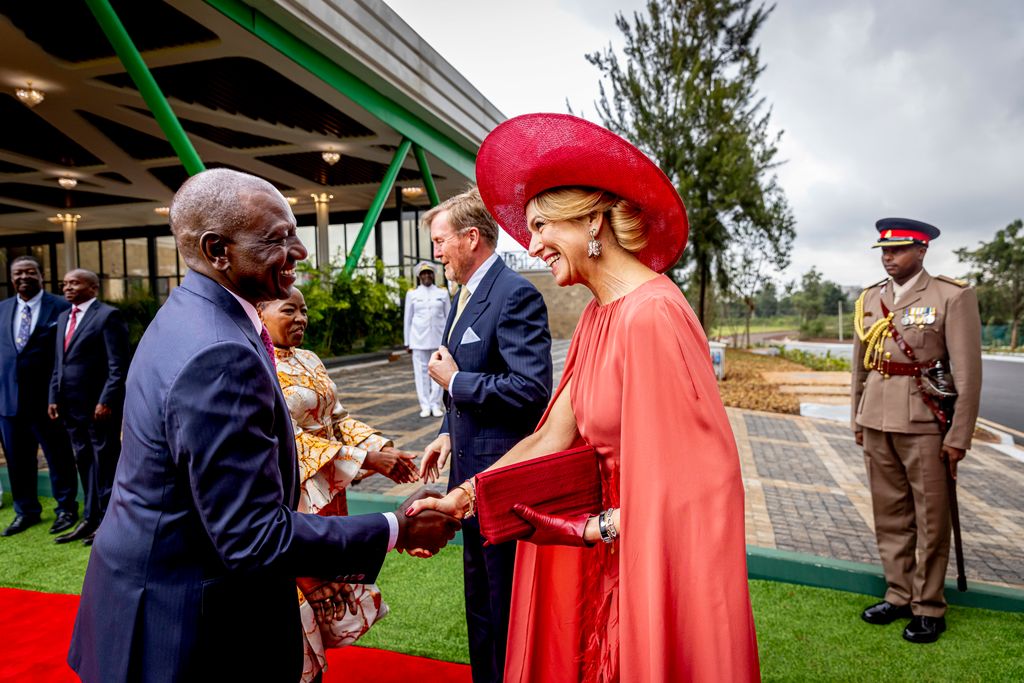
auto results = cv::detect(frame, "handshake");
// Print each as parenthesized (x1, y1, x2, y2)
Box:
(393, 487, 461, 555)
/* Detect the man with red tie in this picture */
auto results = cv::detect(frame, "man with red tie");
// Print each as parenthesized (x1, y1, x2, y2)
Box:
(48, 269, 129, 546)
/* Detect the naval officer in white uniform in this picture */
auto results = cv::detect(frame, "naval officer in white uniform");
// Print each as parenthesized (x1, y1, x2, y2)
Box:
(404, 262, 450, 417)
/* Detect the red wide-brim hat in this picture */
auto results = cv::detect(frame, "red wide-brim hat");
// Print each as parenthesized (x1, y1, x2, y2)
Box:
(476, 113, 688, 273)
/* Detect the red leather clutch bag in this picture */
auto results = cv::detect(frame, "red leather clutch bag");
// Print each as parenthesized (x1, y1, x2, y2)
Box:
(475, 445, 602, 545)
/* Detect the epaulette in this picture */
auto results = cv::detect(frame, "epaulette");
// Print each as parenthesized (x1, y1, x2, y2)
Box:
(862, 278, 887, 292)
(937, 275, 969, 288)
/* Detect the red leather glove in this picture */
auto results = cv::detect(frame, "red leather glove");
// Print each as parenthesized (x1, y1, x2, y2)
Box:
(512, 504, 591, 547)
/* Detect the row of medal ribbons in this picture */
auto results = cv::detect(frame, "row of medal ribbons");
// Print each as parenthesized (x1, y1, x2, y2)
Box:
(901, 306, 936, 327)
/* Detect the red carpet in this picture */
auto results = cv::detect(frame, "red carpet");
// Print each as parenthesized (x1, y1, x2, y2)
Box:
(0, 587, 470, 682)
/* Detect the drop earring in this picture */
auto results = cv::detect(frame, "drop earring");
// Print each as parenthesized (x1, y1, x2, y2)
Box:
(587, 227, 602, 258)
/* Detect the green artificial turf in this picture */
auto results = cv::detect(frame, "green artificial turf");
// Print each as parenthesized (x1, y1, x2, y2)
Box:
(751, 579, 1024, 682)
(4, 494, 1023, 679)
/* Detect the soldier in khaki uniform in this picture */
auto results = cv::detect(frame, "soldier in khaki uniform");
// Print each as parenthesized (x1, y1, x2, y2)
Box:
(851, 217, 982, 644)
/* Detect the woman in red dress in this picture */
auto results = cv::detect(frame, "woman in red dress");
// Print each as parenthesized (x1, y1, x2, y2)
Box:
(411, 114, 760, 682)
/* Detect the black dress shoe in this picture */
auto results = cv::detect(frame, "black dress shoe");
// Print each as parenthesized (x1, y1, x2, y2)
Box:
(55, 520, 97, 544)
(903, 615, 946, 643)
(82, 532, 96, 547)
(861, 600, 913, 625)
(1, 515, 40, 537)
(50, 511, 78, 534)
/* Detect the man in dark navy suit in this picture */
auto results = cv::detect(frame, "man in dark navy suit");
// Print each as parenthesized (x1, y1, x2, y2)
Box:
(0, 255, 78, 537)
(48, 268, 129, 546)
(419, 187, 552, 683)
(68, 169, 459, 683)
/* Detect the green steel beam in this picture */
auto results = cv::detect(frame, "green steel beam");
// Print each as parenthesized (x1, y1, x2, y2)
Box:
(343, 139, 413, 276)
(84, 0, 205, 176)
(205, 0, 477, 180)
(413, 144, 441, 207)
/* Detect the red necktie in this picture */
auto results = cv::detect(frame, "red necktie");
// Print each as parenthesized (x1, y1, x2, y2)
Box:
(260, 325, 277, 370)
(64, 306, 80, 351)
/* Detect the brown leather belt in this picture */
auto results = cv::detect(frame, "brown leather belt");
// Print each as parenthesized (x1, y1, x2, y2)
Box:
(871, 359, 924, 377)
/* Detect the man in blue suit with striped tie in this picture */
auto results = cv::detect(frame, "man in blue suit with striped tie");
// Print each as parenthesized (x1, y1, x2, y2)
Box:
(68, 169, 459, 682)
(419, 187, 552, 683)
(0, 255, 78, 537)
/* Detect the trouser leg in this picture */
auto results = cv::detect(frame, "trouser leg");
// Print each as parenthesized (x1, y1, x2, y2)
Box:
(0, 416, 41, 518)
(863, 427, 916, 606)
(411, 349, 431, 412)
(65, 416, 99, 522)
(462, 518, 515, 683)
(92, 413, 122, 520)
(896, 432, 950, 617)
(31, 412, 78, 515)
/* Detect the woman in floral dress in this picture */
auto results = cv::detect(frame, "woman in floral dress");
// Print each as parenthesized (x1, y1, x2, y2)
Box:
(261, 287, 418, 683)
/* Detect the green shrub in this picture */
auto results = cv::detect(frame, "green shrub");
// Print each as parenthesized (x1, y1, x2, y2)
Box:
(297, 260, 409, 358)
(799, 317, 826, 339)
(777, 346, 851, 372)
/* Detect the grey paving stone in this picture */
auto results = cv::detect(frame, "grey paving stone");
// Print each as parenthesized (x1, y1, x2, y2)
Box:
(744, 413, 807, 443)
(751, 440, 837, 487)
(763, 484, 878, 563)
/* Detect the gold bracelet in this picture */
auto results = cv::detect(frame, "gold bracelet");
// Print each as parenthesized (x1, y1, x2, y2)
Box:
(456, 479, 476, 518)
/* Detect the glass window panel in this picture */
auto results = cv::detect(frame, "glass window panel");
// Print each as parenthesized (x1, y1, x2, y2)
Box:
(297, 225, 316, 269)
(79, 241, 100, 274)
(54, 243, 65, 282)
(380, 220, 398, 267)
(327, 224, 346, 267)
(156, 236, 178, 277)
(125, 238, 148, 277)
(102, 277, 125, 301)
(102, 240, 125, 277)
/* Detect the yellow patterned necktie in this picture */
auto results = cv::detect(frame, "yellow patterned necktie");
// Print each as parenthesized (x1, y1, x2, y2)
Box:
(447, 286, 471, 343)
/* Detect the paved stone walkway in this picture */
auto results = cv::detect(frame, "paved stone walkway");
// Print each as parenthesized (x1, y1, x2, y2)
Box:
(334, 340, 1024, 590)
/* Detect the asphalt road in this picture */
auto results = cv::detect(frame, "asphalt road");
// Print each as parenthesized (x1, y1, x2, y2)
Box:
(980, 357, 1024, 443)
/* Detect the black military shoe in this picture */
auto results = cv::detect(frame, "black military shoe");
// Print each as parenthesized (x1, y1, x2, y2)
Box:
(55, 520, 97, 545)
(861, 600, 912, 625)
(2, 515, 40, 537)
(903, 615, 946, 643)
(50, 511, 78, 534)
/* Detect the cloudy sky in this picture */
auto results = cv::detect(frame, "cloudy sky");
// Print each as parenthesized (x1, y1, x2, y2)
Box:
(385, 0, 1024, 288)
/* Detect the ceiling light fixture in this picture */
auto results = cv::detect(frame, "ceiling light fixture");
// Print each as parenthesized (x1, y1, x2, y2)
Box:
(401, 186, 425, 199)
(321, 151, 340, 166)
(285, 196, 299, 206)
(154, 206, 170, 216)
(58, 177, 78, 190)
(15, 81, 45, 108)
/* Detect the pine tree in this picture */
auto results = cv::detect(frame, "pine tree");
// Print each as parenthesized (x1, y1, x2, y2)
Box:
(587, 0, 795, 327)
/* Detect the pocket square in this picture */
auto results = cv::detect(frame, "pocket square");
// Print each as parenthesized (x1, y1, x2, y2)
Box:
(461, 327, 481, 344)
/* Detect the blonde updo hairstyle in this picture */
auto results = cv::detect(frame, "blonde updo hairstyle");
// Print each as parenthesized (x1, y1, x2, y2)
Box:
(527, 187, 648, 254)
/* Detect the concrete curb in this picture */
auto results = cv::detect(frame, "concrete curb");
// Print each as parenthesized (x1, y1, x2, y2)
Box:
(346, 494, 1023, 612)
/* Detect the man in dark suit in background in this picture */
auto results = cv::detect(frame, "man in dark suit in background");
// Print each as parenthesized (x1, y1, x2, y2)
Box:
(48, 268, 129, 546)
(68, 169, 459, 682)
(419, 187, 552, 683)
(0, 255, 78, 537)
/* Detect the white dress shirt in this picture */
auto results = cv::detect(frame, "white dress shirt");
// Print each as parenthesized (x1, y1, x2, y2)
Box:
(64, 297, 97, 338)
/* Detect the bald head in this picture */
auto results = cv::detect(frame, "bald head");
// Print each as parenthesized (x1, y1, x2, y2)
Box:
(62, 268, 100, 305)
(169, 168, 286, 269)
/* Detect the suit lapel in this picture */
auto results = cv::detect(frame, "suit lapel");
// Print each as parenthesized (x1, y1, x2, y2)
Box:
(898, 270, 930, 309)
(2, 298, 15, 351)
(448, 259, 503, 355)
(64, 303, 100, 355)
(179, 271, 298, 508)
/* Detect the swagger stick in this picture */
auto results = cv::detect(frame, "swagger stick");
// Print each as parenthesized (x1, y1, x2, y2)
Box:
(944, 450, 968, 592)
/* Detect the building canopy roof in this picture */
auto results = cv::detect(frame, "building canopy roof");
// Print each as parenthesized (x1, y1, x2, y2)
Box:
(0, 0, 505, 236)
